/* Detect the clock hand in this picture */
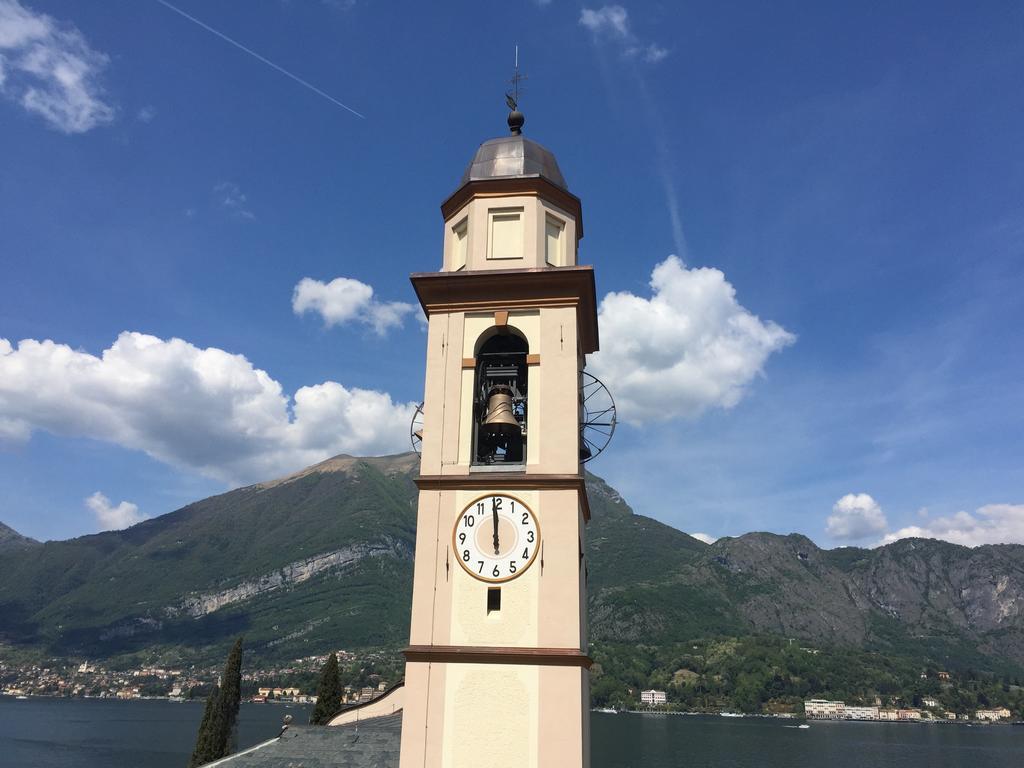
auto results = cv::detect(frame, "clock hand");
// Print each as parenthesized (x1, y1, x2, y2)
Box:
(492, 498, 500, 555)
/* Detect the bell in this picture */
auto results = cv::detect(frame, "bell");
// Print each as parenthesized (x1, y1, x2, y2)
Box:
(481, 385, 519, 436)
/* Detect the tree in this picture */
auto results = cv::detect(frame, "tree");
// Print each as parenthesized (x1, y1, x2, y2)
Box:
(187, 637, 244, 767)
(311, 652, 343, 725)
(220, 637, 244, 753)
(188, 683, 224, 767)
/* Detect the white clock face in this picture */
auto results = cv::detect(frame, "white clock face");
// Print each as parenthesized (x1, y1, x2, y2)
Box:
(453, 494, 539, 583)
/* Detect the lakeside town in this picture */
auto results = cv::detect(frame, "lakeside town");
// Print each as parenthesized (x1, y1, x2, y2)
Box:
(626, 688, 1015, 724)
(3, 653, 1017, 727)
(0, 649, 394, 708)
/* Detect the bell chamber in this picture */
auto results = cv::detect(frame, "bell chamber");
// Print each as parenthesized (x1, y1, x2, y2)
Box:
(473, 331, 528, 465)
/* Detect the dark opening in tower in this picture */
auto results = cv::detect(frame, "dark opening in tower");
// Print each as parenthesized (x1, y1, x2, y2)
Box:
(473, 331, 528, 465)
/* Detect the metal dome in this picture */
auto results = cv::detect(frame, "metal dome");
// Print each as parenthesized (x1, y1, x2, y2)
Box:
(460, 135, 568, 191)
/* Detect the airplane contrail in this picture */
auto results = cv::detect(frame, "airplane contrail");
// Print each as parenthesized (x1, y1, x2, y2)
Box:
(154, 0, 365, 119)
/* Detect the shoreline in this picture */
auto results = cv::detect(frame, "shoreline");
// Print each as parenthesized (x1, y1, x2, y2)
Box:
(591, 708, 1021, 726)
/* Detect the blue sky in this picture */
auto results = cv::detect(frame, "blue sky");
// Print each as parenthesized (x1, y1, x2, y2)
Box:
(1, 1, 1022, 548)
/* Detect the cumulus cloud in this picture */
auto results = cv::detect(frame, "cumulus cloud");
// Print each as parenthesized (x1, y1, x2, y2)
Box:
(690, 532, 716, 544)
(293, 276, 417, 335)
(588, 256, 795, 424)
(826, 493, 888, 541)
(579, 4, 668, 63)
(86, 491, 146, 531)
(880, 504, 1024, 547)
(0, 0, 115, 133)
(0, 332, 416, 484)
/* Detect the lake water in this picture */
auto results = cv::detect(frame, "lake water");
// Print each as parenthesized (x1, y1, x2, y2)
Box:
(0, 697, 309, 768)
(1, 698, 1021, 767)
(591, 712, 1024, 768)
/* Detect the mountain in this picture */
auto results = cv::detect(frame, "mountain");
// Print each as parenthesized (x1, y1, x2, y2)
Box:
(0, 521, 39, 554)
(1, 453, 1023, 675)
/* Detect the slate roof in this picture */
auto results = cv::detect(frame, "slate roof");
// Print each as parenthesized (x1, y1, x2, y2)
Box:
(208, 712, 401, 768)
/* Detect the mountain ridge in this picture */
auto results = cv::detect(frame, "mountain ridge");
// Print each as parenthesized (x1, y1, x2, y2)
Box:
(0, 521, 39, 553)
(1, 453, 1022, 675)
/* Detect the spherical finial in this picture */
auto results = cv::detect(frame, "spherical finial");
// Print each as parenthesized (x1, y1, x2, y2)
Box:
(283, 714, 293, 725)
(507, 110, 524, 136)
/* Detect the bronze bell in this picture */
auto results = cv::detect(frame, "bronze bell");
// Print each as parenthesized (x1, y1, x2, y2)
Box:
(482, 385, 519, 436)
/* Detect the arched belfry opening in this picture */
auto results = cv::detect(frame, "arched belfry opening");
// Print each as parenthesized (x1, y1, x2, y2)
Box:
(473, 330, 528, 465)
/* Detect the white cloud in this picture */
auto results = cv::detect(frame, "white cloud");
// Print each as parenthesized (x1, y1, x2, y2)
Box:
(86, 491, 146, 531)
(588, 256, 795, 424)
(579, 5, 668, 63)
(580, 5, 630, 38)
(293, 276, 417, 336)
(880, 504, 1024, 547)
(214, 182, 255, 220)
(826, 493, 888, 541)
(136, 105, 156, 123)
(0, 332, 417, 484)
(0, 0, 115, 133)
(690, 532, 716, 544)
(643, 44, 669, 63)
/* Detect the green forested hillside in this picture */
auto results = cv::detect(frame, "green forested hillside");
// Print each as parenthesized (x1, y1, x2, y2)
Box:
(2, 452, 1023, 685)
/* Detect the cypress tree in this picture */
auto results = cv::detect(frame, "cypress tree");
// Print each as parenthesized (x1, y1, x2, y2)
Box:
(187, 636, 244, 767)
(188, 683, 223, 768)
(219, 637, 244, 753)
(310, 652, 342, 725)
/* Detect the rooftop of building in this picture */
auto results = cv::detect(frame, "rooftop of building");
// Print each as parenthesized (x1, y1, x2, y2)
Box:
(458, 110, 568, 192)
(205, 712, 400, 768)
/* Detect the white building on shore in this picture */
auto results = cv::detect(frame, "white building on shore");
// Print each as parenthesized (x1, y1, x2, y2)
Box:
(804, 699, 844, 719)
(640, 689, 667, 706)
(843, 705, 879, 720)
(975, 708, 1011, 721)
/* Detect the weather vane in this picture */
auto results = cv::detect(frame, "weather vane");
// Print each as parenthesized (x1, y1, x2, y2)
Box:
(506, 45, 527, 135)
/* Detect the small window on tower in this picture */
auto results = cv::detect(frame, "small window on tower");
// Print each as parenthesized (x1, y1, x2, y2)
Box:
(452, 217, 468, 271)
(487, 208, 524, 260)
(487, 587, 501, 613)
(545, 215, 564, 266)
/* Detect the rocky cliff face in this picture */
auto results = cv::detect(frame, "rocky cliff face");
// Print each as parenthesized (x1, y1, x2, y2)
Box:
(170, 537, 414, 618)
(585, 530, 1024, 668)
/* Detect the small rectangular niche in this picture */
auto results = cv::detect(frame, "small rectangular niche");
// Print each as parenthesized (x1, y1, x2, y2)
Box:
(545, 215, 565, 266)
(487, 207, 524, 260)
(487, 587, 501, 613)
(451, 217, 468, 271)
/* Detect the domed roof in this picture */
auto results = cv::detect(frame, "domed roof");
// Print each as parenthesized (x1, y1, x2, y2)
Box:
(460, 134, 568, 191)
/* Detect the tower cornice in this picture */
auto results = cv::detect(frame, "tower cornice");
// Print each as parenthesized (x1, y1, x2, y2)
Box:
(409, 266, 599, 354)
(403, 645, 592, 669)
(415, 473, 591, 522)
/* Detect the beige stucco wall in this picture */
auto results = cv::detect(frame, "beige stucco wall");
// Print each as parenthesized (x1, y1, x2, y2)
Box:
(327, 685, 404, 726)
(403, 182, 591, 768)
(407, 487, 584, 650)
(400, 661, 587, 768)
(441, 196, 578, 272)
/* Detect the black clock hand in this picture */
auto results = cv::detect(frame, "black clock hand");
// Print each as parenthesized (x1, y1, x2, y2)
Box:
(492, 498, 500, 555)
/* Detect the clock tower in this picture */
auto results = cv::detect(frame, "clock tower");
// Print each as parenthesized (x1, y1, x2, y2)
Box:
(399, 107, 607, 768)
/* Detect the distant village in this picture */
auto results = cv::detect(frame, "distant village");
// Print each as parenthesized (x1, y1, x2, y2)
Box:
(0, 649, 391, 707)
(624, 668, 1019, 724)
(803, 698, 1011, 723)
(3, 655, 1017, 725)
